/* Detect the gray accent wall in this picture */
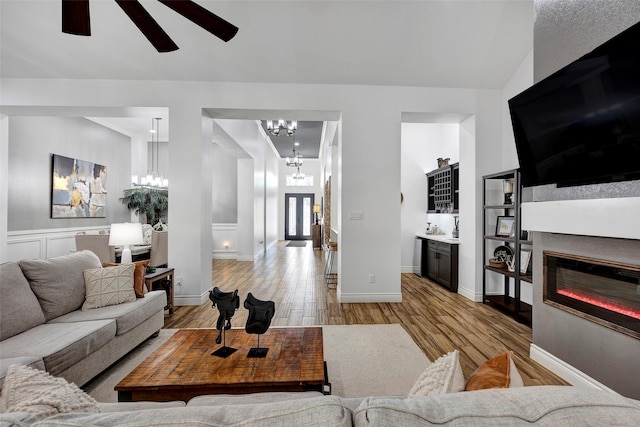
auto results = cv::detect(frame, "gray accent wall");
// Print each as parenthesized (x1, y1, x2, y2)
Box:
(7, 116, 131, 231)
(533, 233, 640, 399)
(534, 0, 640, 83)
(532, 0, 640, 204)
(532, 0, 640, 399)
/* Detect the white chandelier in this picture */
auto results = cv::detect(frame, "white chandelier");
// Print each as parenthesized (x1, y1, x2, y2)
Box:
(132, 117, 168, 189)
(285, 136, 303, 167)
(266, 119, 297, 136)
(293, 165, 305, 180)
(285, 150, 303, 167)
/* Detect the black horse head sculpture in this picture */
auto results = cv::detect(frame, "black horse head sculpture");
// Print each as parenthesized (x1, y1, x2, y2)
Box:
(209, 287, 239, 344)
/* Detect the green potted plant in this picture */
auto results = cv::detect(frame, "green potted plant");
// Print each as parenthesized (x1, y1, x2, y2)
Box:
(119, 187, 168, 225)
(489, 249, 511, 269)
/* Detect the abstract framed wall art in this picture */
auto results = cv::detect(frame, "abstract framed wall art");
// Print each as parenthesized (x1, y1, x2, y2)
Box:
(51, 154, 107, 218)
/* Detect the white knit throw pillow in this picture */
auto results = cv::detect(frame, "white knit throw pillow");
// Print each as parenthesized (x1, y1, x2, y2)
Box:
(82, 264, 136, 310)
(2, 364, 99, 420)
(408, 350, 465, 397)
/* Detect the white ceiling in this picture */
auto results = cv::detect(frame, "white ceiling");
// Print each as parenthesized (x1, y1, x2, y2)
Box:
(0, 0, 534, 146)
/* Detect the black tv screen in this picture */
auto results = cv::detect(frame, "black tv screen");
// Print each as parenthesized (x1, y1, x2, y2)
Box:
(509, 21, 640, 188)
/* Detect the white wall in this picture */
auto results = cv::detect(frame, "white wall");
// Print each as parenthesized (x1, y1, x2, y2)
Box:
(502, 50, 533, 171)
(400, 123, 459, 271)
(211, 143, 238, 223)
(265, 146, 279, 250)
(496, 50, 535, 304)
(213, 119, 279, 260)
(237, 158, 254, 261)
(0, 79, 506, 305)
(0, 115, 8, 263)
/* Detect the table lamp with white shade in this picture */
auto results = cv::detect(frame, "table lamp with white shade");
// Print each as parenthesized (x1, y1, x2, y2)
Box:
(109, 223, 144, 264)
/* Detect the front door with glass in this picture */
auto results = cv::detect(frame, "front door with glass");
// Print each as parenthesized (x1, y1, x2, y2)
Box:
(284, 193, 314, 240)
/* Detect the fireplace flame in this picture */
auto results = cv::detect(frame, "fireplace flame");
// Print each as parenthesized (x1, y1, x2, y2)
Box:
(557, 289, 640, 320)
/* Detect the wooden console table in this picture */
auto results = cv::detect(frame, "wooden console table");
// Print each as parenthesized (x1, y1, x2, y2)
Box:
(115, 327, 328, 402)
(144, 267, 174, 314)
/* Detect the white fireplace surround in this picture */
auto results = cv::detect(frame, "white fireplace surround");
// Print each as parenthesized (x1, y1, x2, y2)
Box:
(522, 197, 640, 240)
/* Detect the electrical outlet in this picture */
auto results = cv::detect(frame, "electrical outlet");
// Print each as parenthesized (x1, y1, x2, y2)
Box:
(369, 274, 375, 284)
(176, 276, 182, 287)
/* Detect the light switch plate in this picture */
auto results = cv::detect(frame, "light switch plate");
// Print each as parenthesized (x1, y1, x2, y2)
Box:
(348, 211, 364, 220)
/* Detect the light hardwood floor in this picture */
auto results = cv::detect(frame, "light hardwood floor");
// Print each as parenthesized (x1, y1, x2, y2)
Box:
(164, 241, 568, 386)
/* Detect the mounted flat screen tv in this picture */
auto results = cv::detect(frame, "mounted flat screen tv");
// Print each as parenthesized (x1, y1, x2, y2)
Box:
(509, 21, 640, 188)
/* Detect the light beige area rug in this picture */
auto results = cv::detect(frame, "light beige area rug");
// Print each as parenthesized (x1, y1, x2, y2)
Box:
(84, 324, 430, 402)
(322, 324, 430, 397)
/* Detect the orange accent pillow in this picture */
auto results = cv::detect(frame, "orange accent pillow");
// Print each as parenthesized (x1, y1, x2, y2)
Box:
(102, 260, 149, 298)
(465, 352, 511, 391)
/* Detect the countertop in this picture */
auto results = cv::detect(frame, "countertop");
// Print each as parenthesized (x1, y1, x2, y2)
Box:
(416, 234, 460, 244)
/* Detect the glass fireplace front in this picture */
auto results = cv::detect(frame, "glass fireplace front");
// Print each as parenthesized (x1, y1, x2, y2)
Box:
(543, 251, 640, 339)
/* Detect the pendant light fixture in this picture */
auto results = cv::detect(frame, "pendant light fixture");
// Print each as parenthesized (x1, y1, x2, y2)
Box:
(285, 135, 303, 167)
(267, 119, 297, 136)
(132, 118, 168, 189)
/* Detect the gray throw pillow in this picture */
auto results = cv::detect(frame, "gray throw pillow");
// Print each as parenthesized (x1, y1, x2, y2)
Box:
(0, 263, 46, 340)
(19, 251, 102, 321)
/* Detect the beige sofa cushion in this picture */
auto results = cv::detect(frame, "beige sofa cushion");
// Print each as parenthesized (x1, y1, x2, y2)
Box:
(0, 262, 46, 340)
(31, 395, 351, 426)
(187, 391, 325, 406)
(0, 320, 116, 377)
(82, 264, 136, 310)
(19, 251, 102, 321)
(49, 290, 166, 335)
(354, 386, 640, 426)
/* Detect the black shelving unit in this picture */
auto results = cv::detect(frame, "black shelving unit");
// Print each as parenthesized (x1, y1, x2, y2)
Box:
(482, 169, 532, 325)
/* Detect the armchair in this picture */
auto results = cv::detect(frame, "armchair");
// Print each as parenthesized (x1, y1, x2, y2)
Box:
(149, 230, 168, 268)
(75, 232, 115, 264)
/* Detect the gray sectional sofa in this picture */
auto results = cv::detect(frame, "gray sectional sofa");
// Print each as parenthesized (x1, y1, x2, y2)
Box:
(2, 386, 640, 426)
(2, 251, 640, 425)
(0, 250, 166, 389)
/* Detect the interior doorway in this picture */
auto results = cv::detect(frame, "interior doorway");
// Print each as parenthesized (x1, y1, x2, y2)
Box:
(284, 193, 314, 240)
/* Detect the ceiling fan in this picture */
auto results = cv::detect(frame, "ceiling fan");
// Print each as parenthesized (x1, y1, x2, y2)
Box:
(62, 0, 238, 52)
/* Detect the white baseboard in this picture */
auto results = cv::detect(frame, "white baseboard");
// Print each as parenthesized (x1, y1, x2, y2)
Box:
(530, 344, 619, 394)
(339, 292, 402, 303)
(401, 266, 415, 273)
(212, 250, 237, 259)
(457, 285, 482, 302)
(175, 290, 210, 306)
(266, 239, 278, 252)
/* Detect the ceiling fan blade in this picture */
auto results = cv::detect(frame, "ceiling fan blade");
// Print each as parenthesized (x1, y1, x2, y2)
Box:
(62, 0, 91, 36)
(115, 0, 178, 52)
(158, 0, 238, 42)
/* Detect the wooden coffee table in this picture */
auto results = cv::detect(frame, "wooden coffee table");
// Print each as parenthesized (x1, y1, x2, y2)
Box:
(115, 327, 329, 402)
